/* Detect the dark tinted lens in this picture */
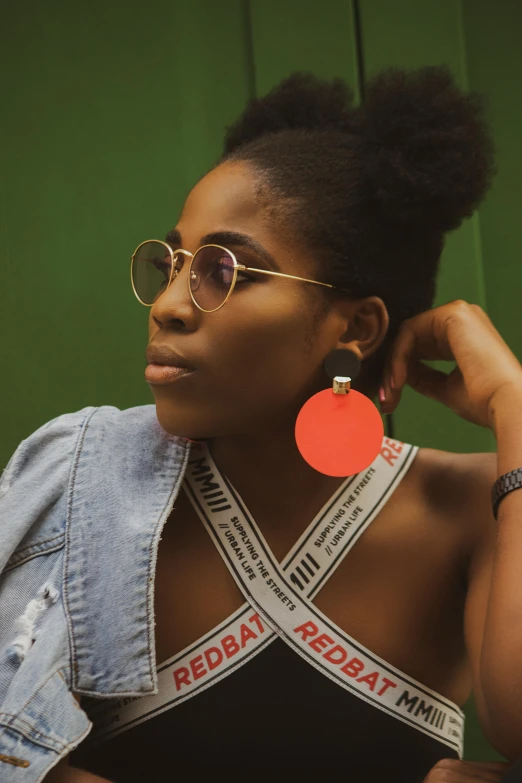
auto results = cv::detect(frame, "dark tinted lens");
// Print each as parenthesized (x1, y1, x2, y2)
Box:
(191, 246, 236, 310)
(132, 241, 172, 305)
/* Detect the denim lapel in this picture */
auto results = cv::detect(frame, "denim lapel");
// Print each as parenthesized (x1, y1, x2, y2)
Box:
(64, 404, 190, 696)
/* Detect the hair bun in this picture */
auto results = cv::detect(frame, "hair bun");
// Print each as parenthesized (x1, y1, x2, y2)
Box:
(354, 65, 495, 232)
(223, 72, 356, 155)
(223, 66, 495, 236)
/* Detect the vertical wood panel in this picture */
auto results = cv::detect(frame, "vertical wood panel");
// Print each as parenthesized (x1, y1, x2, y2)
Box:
(460, 6, 522, 758)
(0, 0, 252, 466)
(249, 0, 360, 98)
(358, 0, 495, 456)
(463, 0, 522, 366)
(358, 0, 502, 760)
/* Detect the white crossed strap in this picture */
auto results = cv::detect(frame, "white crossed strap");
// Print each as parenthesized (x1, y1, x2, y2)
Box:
(86, 437, 464, 756)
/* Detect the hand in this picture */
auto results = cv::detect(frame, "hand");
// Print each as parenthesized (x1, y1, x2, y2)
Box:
(423, 759, 510, 781)
(380, 300, 522, 430)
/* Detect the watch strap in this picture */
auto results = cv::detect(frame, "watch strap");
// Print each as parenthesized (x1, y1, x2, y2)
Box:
(491, 467, 522, 520)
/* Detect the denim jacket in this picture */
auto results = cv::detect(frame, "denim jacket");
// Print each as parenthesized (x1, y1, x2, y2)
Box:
(0, 405, 190, 782)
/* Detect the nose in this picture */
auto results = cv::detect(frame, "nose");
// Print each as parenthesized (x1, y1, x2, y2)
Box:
(150, 252, 198, 329)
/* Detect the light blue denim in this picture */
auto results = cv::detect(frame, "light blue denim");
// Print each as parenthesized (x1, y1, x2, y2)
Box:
(0, 405, 190, 782)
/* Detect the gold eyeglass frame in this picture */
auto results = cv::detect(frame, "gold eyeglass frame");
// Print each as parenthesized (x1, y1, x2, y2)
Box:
(131, 239, 351, 313)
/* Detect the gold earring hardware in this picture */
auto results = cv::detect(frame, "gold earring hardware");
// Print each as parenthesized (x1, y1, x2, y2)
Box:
(333, 376, 352, 395)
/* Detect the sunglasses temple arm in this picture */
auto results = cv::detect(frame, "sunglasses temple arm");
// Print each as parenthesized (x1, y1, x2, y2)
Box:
(244, 267, 344, 291)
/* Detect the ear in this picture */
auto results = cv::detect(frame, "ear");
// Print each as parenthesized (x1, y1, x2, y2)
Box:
(335, 296, 390, 361)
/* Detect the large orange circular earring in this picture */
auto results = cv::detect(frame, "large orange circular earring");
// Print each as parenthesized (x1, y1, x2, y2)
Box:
(295, 348, 384, 477)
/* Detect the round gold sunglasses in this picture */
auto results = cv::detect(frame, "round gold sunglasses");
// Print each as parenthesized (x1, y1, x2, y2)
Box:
(131, 239, 351, 313)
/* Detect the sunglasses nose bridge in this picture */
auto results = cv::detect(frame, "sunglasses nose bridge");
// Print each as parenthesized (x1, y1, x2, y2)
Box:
(168, 248, 193, 286)
(147, 251, 189, 313)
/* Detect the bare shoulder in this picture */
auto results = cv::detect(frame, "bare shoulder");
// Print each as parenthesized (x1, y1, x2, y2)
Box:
(415, 445, 497, 503)
(415, 445, 498, 560)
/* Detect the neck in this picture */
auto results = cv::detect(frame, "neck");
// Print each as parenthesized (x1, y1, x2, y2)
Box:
(205, 423, 346, 530)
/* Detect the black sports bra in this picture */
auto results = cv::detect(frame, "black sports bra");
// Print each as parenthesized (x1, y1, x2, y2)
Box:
(71, 638, 457, 782)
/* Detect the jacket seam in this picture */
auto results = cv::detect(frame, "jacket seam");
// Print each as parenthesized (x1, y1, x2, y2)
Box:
(0, 715, 60, 747)
(3, 408, 96, 574)
(56, 670, 83, 713)
(11, 533, 64, 557)
(10, 667, 64, 720)
(62, 406, 104, 690)
(4, 540, 65, 574)
(0, 717, 88, 757)
(144, 439, 191, 687)
(0, 668, 80, 751)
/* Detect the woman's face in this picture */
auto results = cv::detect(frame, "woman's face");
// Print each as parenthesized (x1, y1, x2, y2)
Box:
(147, 161, 372, 441)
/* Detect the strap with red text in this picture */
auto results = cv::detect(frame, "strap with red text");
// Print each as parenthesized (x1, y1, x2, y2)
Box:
(186, 443, 464, 754)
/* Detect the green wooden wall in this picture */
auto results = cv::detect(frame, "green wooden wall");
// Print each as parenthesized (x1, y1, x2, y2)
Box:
(2, 0, 521, 762)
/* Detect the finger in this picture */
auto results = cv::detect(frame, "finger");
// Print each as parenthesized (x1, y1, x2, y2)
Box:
(405, 361, 451, 401)
(389, 311, 456, 378)
(382, 311, 455, 398)
(424, 759, 511, 781)
(383, 299, 510, 396)
(382, 360, 451, 413)
(450, 761, 511, 774)
(460, 761, 510, 770)
(447, 760, 511, 782)
(425, 769, 503, 783)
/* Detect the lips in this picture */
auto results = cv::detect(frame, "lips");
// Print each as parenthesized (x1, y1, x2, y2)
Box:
(145, 344, 195, 370)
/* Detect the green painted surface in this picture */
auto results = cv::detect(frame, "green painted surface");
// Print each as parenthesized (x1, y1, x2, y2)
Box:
(250, 0, 360, 97)
(460, 2, 522, 758)
(463, 0, 522, 371)
(1, 0, 252, 450)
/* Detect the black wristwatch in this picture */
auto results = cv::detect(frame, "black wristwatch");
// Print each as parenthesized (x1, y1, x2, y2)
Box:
(491, 467, 522, 520)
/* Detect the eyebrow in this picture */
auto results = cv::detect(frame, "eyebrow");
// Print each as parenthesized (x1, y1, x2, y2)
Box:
(164, 228, 281, 272)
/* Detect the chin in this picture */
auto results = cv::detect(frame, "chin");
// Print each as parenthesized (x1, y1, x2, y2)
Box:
(152, 399, 215, 441)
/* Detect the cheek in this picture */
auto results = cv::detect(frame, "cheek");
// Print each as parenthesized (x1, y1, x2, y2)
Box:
(208, 296, 320, 395)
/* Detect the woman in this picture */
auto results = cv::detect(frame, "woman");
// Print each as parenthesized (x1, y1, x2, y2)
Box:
(0, 66, 519, 782)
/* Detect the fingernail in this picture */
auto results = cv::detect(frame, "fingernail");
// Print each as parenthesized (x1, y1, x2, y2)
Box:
(390, 376, 396, 390)
(379, 386, 386, 404)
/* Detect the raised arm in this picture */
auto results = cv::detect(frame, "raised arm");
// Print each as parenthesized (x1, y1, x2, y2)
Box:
(478, 388, 522, 759)
(378, 300, 522, 760)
